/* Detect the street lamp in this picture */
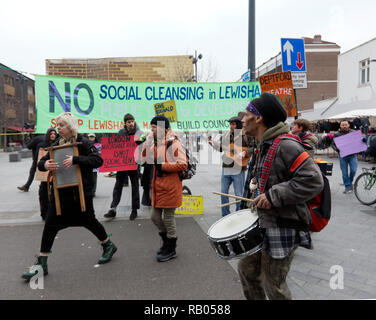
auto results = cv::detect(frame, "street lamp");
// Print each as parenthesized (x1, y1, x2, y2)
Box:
(189, 50, 203, 82)
(248, 0, 256, 81)
(15, 73, 26, 147)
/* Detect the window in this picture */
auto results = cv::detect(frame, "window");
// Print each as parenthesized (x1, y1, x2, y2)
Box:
(3, 74, 15, 86)
(360, 58, 370, 85)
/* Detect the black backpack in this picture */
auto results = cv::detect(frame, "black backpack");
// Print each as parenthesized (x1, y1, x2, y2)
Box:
(167, 140, 198, 181)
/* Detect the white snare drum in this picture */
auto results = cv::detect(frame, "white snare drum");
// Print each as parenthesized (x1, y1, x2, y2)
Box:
(207, 209, 263, 260)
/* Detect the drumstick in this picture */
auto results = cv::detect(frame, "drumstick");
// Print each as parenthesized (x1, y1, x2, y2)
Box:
(217, 200, 241, 208)
(212, 192, 254, 203)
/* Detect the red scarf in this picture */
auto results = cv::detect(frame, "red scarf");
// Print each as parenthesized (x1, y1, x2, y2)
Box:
(259, 134, 301, 193)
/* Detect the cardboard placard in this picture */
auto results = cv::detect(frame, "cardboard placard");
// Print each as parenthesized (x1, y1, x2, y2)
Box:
(175, 195, 203, 215)
(154, 100, 178, 123)
(333, 130, 367, 158)
(99, 135, 138, 172)
(259, 71, 297, 117)
(35, 148, 48, 182)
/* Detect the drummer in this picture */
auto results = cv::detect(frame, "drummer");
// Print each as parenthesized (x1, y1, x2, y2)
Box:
(237, 93, 324, 300)
(21, 112, 118, 281)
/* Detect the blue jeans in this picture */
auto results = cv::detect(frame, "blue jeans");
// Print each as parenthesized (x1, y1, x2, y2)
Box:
(339, 155, 358, 189)
(221, 169, 245, 217)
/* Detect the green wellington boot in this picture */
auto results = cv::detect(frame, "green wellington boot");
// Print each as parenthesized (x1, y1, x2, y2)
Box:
(98, 240, 118, 264)
(21, 256, 48, 281)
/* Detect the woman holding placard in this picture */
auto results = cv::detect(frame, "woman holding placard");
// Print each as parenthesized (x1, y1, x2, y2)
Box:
(21, 112, 117, 281)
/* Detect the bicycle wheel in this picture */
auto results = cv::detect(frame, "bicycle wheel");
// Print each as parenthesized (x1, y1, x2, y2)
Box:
(182, 185, 192, 195)
(354, 172, 376, 205)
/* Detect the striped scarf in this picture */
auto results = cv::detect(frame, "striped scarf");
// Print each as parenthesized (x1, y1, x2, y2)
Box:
(258, 133, 301, 194)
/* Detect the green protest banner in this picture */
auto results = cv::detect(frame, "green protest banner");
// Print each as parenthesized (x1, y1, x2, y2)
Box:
(35, 75, 261, 133)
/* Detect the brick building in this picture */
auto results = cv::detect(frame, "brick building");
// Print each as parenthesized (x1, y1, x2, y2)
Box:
(46, 55, 194, 82)
(256, 35, 341, 115)
(0, 63, 36, 148)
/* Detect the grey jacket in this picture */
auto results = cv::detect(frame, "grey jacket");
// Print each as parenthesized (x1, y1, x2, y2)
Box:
(243, 122, 324, 230)
(118, 123, 143, 137)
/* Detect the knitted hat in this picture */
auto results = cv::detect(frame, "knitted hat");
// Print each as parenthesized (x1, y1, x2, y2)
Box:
(123, 113, 135, 122)
(150, 115, 170, 129)
(227, 116, 243, 129)
(247, 93, 287, 127)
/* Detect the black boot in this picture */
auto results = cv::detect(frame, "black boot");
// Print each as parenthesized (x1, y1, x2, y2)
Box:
(104, 208, 116, 219)
(129, 209, 137, 221)
(17, 185, 29, 192)
(157, 232, 168, 255)
(22, 256, 48, 281)
(98, 240, 118, 264)
(156, 237, 177, 262)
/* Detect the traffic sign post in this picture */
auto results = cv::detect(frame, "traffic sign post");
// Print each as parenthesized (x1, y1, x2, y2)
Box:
(281, 38, 308, 118)
(281, 38, 307, 72)
(291, 72, 307, 89)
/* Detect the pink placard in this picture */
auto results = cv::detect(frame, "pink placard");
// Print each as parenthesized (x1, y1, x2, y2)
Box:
(99, 136, 138, 172)
(333, 130, 367, 158)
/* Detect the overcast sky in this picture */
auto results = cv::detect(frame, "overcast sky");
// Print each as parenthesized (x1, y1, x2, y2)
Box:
(1, 0, 375, 82)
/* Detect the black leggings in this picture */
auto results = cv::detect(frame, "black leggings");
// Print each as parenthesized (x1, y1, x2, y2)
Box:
(24, 160, 37, 189)
(40, 188, 108, 253)
(39, 182, 49, 217)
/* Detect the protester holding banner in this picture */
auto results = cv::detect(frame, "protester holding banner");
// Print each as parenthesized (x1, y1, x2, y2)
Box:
(37, 128, 58, 220)
(104, 113, 143, 221)
(88, 133, 101, 197)
(22, 112, 117, 281)
(141, 115, 187, 262)
(238, 93, 323, 300)
(331, 121, 359, 194)
(208, 116, 252, 217)
(290, 119, 318, 158)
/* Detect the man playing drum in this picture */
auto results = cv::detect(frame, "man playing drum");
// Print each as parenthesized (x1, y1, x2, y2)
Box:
(238, 93, 324, 300)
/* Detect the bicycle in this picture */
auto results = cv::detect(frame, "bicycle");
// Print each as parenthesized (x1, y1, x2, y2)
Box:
(182, 185, 192, 195)
(354, 167, 376, 205)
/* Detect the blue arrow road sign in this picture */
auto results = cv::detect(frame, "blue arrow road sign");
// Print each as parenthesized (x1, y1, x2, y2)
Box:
(281, 38, 306, 72)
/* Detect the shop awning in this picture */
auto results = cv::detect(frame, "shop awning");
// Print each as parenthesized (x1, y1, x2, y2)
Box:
(6, 126, 35, 132)
(328, 108, 376, 119)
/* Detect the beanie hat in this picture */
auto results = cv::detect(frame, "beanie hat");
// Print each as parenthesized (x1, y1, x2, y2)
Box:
(247, 93, 287, 127)
(228, 116, 243, 130)
(123, 113, 135, 122)
(150, 115, 170, 129)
